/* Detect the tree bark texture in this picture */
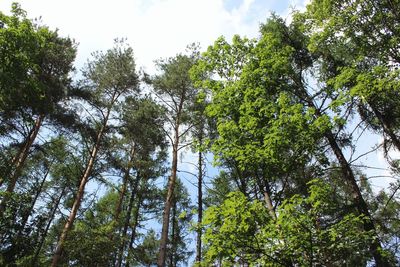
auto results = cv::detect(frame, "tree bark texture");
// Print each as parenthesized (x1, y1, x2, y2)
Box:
(157, 128, 179, 267)
(0, 114, 44, 213)
(51, 108, 111, 267)
(195, 147, 203, 264)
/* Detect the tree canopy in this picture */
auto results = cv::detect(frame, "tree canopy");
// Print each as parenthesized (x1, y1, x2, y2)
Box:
(1, 1, 400, 266)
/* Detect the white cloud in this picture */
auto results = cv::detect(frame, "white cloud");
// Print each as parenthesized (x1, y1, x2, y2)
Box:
(0, 0, 277, 72)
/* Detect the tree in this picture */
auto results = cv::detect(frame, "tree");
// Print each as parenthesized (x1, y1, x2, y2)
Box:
(114, 95, 167, 267)
(304, 0, 400, 153)
(0, 3, 76, 212)
(192, 15, 391, 265)
(202, 180, 376, 266)
(166, 179, 193, 267)
(147, 46, 199, 267)
(51, 40, 139, 266)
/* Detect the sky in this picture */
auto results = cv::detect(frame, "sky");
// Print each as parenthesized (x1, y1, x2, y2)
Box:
(0, 0, 309, 73)
(1, 0, 396, 191)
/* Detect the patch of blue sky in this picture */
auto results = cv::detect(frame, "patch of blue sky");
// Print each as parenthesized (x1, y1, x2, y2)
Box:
(226, 0, 301, 29)
(223, 0, 243, 12)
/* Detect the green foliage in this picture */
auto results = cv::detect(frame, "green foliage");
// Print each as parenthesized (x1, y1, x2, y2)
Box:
(61, 191, 120, 266)
(204, 171, 236, 207)
(132, 229, 160, 266)
(0, 3, 76, 116)
(202, 180, 374, 266)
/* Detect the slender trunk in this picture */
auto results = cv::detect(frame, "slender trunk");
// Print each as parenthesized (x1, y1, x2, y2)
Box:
(116, 172, 141, 267)
(169, 197, 177, 267)
(369, 103, 400, 151)
(112, 145, 135, 266)
(125, 191, 142, 267)
(293, 68, 389, 264)
(158, 125, 180, 267)
(307, 97, 388, 265)
(51, 108, 111, 267)
(0, 114, 44, 212)
(114, 145, 136, 223)
(195, 148, 203, 264)
(263, 190, 277, 221)
(20, 164, 52, 234)
(255, 171, 277, 221)
(32, 187, 66, 267)
(324, 130, 387, 265)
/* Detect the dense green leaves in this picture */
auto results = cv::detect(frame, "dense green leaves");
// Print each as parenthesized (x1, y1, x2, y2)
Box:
(203, 180, 374, 266)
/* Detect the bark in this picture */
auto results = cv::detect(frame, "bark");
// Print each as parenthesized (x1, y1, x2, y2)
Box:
(114, 145, 136, 223)
(158, 93, 183, 267)
(305, 95, 388, 266)
(263, 191, 277, 221)
(32, 187, 66, 267)
(168, 197, 177, 267)
(195, 148, 203, 264)
(158, 138, 179, 267)
(126, 191, 142, 267)
(116, 172, 141, 267)
(255, 171, 277, 221)
(324, 130, 387, 266)
(51, 107, 111, 267)
(0, 114, 44, 213)
(20, 164, 52, 234)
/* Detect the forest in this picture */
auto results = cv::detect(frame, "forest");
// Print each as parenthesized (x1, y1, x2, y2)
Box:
(1, 0, 400, 266)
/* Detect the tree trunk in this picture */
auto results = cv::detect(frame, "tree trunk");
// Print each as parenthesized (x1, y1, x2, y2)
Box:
(168, 197, 177, 267)
(292, 68, 389, 264)
(158, 126, 180, 267)
(0, 114, 44, 212)
(195, 146, 203, 264)
(263, 191, 277, 221)
(306, 96, 388, 266)
(116, 172, 141, 267)
(112, 146, 135, 266)
(20, 164, 52, 235)
(32, 187, 66, 267)
(126, 196, 142, 267)
(324, 130, 387, 265)
(51, 108, 111, 267)
(114, 145, 136, 223)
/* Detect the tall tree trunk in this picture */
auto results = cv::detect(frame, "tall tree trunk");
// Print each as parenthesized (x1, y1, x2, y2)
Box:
(32, 187, 66, 267)
(114, 145, 136, 223)
(168, 197, 177, 267)
(19, 164, 52, 235)
(158, 125, 180, 267)
(324, 130, 387, 265)
(195, 146, 203, 264)
(116, 172, 141, 267)
(51, 108, 111, 267)
(0, 114, 44, 212)
(304, 94, 388, 265)
(263, 190, 277, 221)
(110, 145, 135, 266)
(125, 178, 145, 267)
